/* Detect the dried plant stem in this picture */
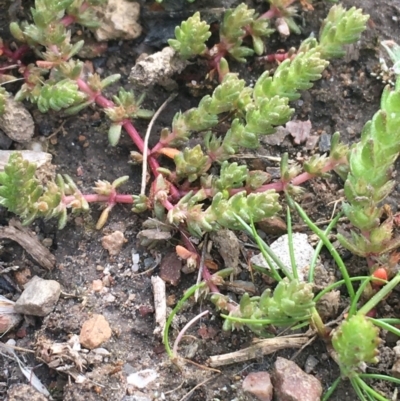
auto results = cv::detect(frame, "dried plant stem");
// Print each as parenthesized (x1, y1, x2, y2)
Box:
(208, 335, 311, 367)
(195, 233, 209, 301)
(141, 93, 177, 195)
(172, 310, 209, 358)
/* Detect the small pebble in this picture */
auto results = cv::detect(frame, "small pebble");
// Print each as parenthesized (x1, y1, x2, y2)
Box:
(101, 230, 127, 255)
(92, 279, 103, 292)
(319, 132, 332, 153)
(80, 314, 112, 349)
(242, 371, 273, 401)
(14, 276, 61, 317)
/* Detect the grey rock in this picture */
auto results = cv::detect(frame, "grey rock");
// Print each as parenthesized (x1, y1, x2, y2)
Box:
(129, 47, 189, 89)
(210, 229, 240, 274)
(272, 357, 323, 401)
(6, 384, 48, 401)
(242, 371, 273, 401)
(0, 129, 13, 149)
(0, 96, 34, 143)
(304, 355, 319, 374)
(15, 276, 61, 317)
(319, 133, 331, 153)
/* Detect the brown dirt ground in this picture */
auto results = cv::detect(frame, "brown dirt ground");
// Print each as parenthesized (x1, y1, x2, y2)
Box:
(1, 0, 400, 400)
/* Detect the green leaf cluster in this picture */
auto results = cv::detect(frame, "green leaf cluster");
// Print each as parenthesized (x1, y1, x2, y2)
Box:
(37, 79, 87, 113)
(332, 314, 380, 378)
(318, 5, 370, 58)
(167, 6, 367, 169)
(10, 0, 106, 47)
(168, 12, 211, 59)
(105, 89, 154, 122)
(212, 278, 314, 335)
(174, 145, 210, 182)
(338, 78, 400, 256)
(0, 153, 89, 229)
(220, 4, 272, 61)
(168, 188, 281, 237)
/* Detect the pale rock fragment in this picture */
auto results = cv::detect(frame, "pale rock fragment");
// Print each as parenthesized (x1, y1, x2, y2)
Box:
(101, 230, 127, 255)
(94, 0, 142, 41)
(0, 96, 34, 143)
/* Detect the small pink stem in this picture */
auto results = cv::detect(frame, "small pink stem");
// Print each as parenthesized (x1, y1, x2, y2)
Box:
(150, 141, 166, 155)
(75, 79, 164, 178)
(161, 199, 174, 211)
(1, 44, 29, 61)
(64, 193, 134, 204)
(61, 15, 76, 26)
(259, 52, 290, 63)
(259, 8, 280, 19)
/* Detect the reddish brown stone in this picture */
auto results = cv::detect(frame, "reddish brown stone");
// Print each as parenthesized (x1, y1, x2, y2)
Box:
(243, 371, 273, 401)
(80, 314, 112, 349)
(272, 357, 322, 401)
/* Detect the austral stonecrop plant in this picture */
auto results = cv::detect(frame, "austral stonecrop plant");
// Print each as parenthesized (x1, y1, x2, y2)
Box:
(4, 2, 400, 399)
(0, 1, 369, 243)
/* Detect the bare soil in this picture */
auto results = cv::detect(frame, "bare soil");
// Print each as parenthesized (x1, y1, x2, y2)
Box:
(1, 0, 400, 400)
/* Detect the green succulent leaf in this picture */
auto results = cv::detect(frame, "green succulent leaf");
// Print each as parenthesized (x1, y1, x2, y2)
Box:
(168, 12, 211, 59)
(209, 190, 281, 230)
(214, 161, 248, 191)
(318, 5, 369, 59)
(216, 278, 314, 335)
(332, 314, 380, 378)
(342, 81, 400, 247)
(104, 89, 153, 122)
(254, 49, 328, 102)
(174, 145, 211, 182)
(245, 96, 293, 136)
(0, 88, 8, 115)
(203, 73, 247, 114)
(37, 79, 87, 113)
(220, 3, 255, 44)
(259, 278, 315, 320)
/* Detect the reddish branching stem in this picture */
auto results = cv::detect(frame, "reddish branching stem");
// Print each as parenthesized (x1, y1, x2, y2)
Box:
(64, 193, 134, 205)
(258, 52, 290, 63)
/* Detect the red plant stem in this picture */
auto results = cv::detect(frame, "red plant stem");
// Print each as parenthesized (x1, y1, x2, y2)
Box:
(75, 78, 164, 179)
(181, 231, 220, 293)
(177, 158, 345, 199)
(230, 159, 344, 195)
(259, 7, 281, 20)
(64, 193, 134, 204)
(61, 1, 89, 26)
(61, 15, 76, 26)
(259, 1, 296, 20)
(150, 141, 167, 155)
(1, 44, 30, 62)
(259, 52, 290, 63)
(161, 198, 174, 211)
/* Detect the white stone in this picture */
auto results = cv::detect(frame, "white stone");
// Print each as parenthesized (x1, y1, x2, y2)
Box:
(250, 233, 315, 281)
(127, 369, 158, 389)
